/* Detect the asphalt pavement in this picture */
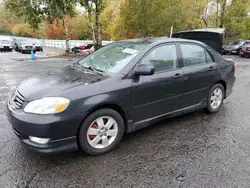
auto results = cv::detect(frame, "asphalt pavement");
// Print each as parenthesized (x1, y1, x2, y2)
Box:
(1, 54, 250, 188)
(0, 48, 65, 62)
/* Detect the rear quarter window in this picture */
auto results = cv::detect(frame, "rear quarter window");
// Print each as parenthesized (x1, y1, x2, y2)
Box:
(205, 45, 225, 62)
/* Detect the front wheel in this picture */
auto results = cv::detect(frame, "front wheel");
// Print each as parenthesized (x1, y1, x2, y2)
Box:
(207, 84, 225, 113)
(78, 109, 124, 155)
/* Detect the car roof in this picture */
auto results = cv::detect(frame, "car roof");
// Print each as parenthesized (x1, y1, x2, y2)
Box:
(119, 37, 204, 45)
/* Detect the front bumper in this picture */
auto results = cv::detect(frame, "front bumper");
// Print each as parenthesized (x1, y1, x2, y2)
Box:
(6, 102, 84, 154)
(0, 47, 12, 51)
(35, 47, 43, 51)
(21, 49, 32, 53)
(223, 49, 239, 54)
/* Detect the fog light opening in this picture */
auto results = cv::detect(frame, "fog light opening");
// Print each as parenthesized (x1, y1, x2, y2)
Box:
(29, 136, 50, 144)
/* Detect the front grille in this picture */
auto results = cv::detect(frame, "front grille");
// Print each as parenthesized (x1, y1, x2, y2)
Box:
(3, 46, 10, 49)
(25, 46, 32, 49)
(9, 90, 25, 110)
(246, 47, 250, 51)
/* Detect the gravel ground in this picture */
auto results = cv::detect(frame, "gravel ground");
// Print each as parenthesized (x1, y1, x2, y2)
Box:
(0, 55, 250, 188)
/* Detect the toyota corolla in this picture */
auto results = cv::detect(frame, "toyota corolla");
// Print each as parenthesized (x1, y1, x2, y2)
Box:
(6, 38, 236, 155)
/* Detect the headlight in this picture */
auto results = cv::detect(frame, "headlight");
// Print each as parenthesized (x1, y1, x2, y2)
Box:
(24, 97, 70, 115)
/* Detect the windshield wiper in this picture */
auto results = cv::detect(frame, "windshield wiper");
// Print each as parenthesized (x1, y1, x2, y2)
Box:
(83, 66, 104, 76)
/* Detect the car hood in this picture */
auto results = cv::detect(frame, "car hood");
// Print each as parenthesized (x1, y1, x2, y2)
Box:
(17, 64, 107, 101)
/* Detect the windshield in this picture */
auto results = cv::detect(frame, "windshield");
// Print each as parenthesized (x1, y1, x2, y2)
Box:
(78, 42, 150, 74)
(229, 41, 240, 45)
(0, 40, 11, 45)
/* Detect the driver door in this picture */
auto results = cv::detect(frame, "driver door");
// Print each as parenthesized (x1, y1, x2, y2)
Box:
(131, 44, 183, 123)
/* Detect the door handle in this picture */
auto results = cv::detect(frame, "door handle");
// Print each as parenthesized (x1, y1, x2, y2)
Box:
(208, 66, 215, 71)
(174, 73, 182, 79)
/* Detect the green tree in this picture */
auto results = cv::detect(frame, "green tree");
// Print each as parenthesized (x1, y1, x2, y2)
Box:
(208, 0, 250, 39)
(71, 13, 92, 40)
(242, 18, 250, 39)
(79, 0, 105, 49)
(120, 0, 207, 38)
(101, 0, 126, 40)
(0, 5, 25, 35)
(11, 23, 33, 37)
(224, 0, 250, 39)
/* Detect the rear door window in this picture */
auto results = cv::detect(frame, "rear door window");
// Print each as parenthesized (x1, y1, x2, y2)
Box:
(180, 44, 207, 67)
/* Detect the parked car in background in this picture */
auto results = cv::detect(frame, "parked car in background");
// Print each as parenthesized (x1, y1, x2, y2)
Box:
(34, 41, 43, 52)
(82, 46, 95, 55)
(72, 45, 87, 53)
(222, 40, 245, 55)
(0, 39, 13, 52)
(14, 39, 27, 52)
(19, 42, 35, 54)
(72, 44, 93, 53)
(6, 38, 236, 155)
(240, 43, 250, 57)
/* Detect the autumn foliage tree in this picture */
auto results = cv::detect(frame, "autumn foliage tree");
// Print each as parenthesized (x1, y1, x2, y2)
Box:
(2, 0, 250, 45)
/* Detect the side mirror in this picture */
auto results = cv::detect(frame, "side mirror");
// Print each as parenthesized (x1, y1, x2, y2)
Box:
(134, 64, 155, 76)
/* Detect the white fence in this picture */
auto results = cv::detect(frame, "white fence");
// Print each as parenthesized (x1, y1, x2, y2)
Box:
(43, 39, 112, 49)
(1, 35, 112, 50)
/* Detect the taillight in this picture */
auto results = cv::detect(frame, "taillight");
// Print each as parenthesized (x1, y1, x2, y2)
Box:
(233, 63, 237, 70)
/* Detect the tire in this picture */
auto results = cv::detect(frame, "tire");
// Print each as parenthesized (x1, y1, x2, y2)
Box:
(206, 83, 225, 113)
(240, 54, 245, 58)
(21, 50, 24, 54)
(78, 109, 124, 155)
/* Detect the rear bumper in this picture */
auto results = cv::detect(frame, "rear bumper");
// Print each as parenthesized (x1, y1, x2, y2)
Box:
(225, 76, 236, 98)
(226, 88, 233, 98)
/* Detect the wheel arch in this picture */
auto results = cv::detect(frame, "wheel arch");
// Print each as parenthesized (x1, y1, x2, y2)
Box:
(215, 80, 227, 97)
(76, 103, 128, 141)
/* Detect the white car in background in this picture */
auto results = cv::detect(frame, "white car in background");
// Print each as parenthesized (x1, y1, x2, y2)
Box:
(0, 36, 13, 52)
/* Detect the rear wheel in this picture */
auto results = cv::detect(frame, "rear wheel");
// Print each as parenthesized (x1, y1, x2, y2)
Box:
(78, 109, 124, 155)
(207, 84, 225, 113)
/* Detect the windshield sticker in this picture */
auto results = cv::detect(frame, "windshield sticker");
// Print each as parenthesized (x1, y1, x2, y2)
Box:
(122, 48, 138, 55)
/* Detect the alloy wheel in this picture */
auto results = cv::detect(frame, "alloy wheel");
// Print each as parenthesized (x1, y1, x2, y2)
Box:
(87, 116, 118, 149)
(210, 88, 223, 109)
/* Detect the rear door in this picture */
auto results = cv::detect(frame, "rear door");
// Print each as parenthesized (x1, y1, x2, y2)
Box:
(131, 44, 183, 122)
(179, 43, 219, 108)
